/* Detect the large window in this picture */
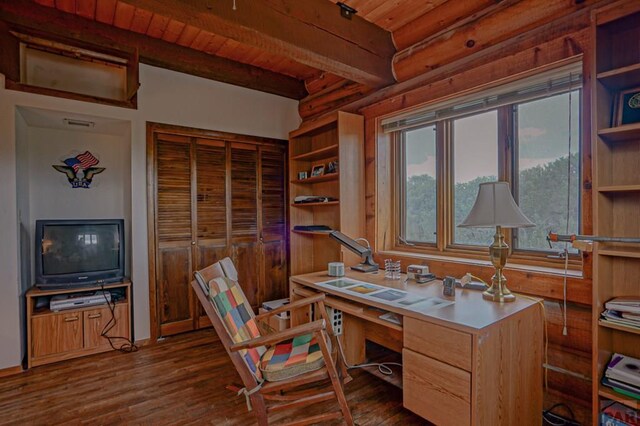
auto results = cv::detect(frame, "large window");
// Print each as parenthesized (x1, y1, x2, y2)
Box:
(402, 125, 437, 244)
(513, 91, 581, 253)
(453, 111, 498, 246)
(392, 68, 582, 261)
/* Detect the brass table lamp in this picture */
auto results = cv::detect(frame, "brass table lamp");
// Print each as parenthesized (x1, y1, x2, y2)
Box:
(458, 182, 534, 302)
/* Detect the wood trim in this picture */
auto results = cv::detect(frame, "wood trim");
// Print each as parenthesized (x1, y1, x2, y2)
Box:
(146, 123, 159, 343)
(0, 365, 23, 378)
(148, 122, 287, 148)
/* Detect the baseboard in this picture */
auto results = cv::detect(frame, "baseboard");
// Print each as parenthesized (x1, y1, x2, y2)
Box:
(0, 365, 24, 378)
(134, 338, 151, 347)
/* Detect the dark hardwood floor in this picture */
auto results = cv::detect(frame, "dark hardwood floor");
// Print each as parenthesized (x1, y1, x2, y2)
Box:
(0, 329, 426, 425)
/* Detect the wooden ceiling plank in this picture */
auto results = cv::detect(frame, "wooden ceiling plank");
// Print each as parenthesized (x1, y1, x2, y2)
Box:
(392, 0, 600, 81)
(175, 24, 199, 47)
(189, 30, 213, 52)
(366, 0, 449, 32)
(161, 19, 185, 44)
(146, 13, 169, 38)
(393, 0, 505, 51)
(75, 0, 96, 20)
(202, 34, 227, 55)
(129, 7, 153, 34)
(0, 0, 307, 99)
(118, 0, 395, 87)
(112, 1, 135, 29)
(95, 0, 116, 24)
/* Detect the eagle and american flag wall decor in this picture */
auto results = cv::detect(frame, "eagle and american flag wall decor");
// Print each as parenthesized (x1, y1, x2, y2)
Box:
(52, 151, 105, 189)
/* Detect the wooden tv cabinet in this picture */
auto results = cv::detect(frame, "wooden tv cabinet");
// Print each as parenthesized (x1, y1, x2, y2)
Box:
(26, 281, 131, 368)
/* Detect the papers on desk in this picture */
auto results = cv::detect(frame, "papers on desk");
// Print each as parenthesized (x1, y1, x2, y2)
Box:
(316, 278, 453, 314)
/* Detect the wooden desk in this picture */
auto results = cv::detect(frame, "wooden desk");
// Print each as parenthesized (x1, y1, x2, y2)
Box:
(290, 271, 543, 426)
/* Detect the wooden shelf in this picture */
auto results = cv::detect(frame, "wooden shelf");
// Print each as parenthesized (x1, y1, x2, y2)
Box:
(32, 300, 128, 318)
(599, 246, 640, 258)
(291, 144, 338, 162)
(291, 201, 339, 207)
(598, 184, 640, 193)
(291, 229, 333, 235)
(598, 320, 640, 335)
(598, 123, 640, 143)
(291, 173, 339, 184)
(599, 386, 639, 410)
(598, 62, 640, 90)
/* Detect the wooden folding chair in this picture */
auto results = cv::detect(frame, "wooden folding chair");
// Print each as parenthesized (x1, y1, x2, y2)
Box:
(193, 258, 353, 426)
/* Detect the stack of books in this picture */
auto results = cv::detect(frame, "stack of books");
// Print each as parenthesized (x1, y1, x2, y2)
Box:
(601, 402, 639, 426)
(601, 297, 640, 330)
(602, 353, 640, 401)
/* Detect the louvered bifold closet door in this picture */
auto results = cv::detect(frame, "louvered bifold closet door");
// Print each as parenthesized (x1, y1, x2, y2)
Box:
(194, 139, 227, 328)
(230, 143, 260, 309)
(155, 134, 195, 336)
(259, 146, 288, 304)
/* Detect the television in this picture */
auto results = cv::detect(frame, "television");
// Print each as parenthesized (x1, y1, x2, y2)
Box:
(35, 219, 125, 289)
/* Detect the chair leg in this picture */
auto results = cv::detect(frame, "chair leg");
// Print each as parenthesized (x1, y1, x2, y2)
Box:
(250, 393, 269, 426)
(315, 330, 354, 426)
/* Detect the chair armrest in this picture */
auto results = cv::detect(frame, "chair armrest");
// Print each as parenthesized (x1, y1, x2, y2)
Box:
(254, 293, 325, 321)
(229, 320, 326, 352)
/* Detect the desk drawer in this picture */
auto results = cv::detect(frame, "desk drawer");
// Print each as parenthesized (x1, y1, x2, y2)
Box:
(404, 316, 472, 371)
(403, 348, 471, 426)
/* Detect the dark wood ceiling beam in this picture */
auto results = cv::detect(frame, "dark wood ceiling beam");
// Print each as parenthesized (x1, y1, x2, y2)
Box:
(119, 0, 396, 88)
(0, 0, 307, 99)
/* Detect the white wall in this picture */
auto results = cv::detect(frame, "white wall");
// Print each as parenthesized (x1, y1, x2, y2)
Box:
(0, 64, 300, 369)
(25, 125, 132, 276)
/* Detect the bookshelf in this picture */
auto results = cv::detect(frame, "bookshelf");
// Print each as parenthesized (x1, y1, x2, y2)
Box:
(591, 1, 640, 423)
(288, 111, 365, 275)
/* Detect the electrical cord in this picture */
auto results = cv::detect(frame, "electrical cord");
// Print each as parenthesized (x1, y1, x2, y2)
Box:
(331, 324, 401, 376)
(100, 285, 138, 353)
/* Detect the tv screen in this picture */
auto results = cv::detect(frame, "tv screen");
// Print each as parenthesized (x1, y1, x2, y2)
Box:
(36, 219, 125, 288)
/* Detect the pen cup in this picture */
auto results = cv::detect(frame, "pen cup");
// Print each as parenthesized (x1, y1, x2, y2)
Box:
(328, 262, 345, 277)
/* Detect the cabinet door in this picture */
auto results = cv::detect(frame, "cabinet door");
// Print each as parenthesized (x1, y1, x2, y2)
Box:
(32, 312, 83, 358)
(195, 139, 228, 327)
(156, 135, 195, 336)
(259, 146, 288, 304)
(83, 304, 130, 349)
(230, 144, 260, 308)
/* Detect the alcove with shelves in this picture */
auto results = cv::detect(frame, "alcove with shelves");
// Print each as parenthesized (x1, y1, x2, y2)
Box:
(591, 1, 640, 421)
(289, 111, 365, 275)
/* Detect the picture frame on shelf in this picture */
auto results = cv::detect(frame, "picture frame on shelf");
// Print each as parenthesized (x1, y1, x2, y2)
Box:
(298, 171, 308, 180)
(327, 160, 339, 174)
(613, 86, 640, 126)
(311, 164, 325, 177)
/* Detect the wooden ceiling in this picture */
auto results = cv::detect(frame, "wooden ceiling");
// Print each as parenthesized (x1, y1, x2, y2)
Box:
(0, 0, 596, 104)
(326, 0, 449, 32)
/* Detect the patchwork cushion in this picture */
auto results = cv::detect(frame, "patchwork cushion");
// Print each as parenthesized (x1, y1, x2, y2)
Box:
(208, 277, 266, 379)
(259, 333, 325, 382)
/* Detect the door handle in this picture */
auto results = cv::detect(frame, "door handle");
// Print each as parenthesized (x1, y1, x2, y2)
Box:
(88, 313, 102, 319)
(191, 241, 196, 245)
(64, 316, 79, 322)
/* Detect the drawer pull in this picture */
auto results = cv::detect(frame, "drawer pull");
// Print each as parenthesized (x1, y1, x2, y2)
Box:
(64, 316, 79, 322)
(88, 313, 102, 319)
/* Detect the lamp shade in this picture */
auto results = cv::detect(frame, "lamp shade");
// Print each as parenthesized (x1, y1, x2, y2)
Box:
(458, 181, 535, 228)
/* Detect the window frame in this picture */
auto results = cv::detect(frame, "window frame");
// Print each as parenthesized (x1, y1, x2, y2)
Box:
(393, 88, 583, 269)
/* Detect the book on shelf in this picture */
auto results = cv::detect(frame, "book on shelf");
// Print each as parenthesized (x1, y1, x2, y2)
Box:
(601, 402, 639, 426)
(605, 353, 640, 389)
(602, 310, 640, 329)
(606, 297, 640, 315)
(603, 377, 640, 400)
